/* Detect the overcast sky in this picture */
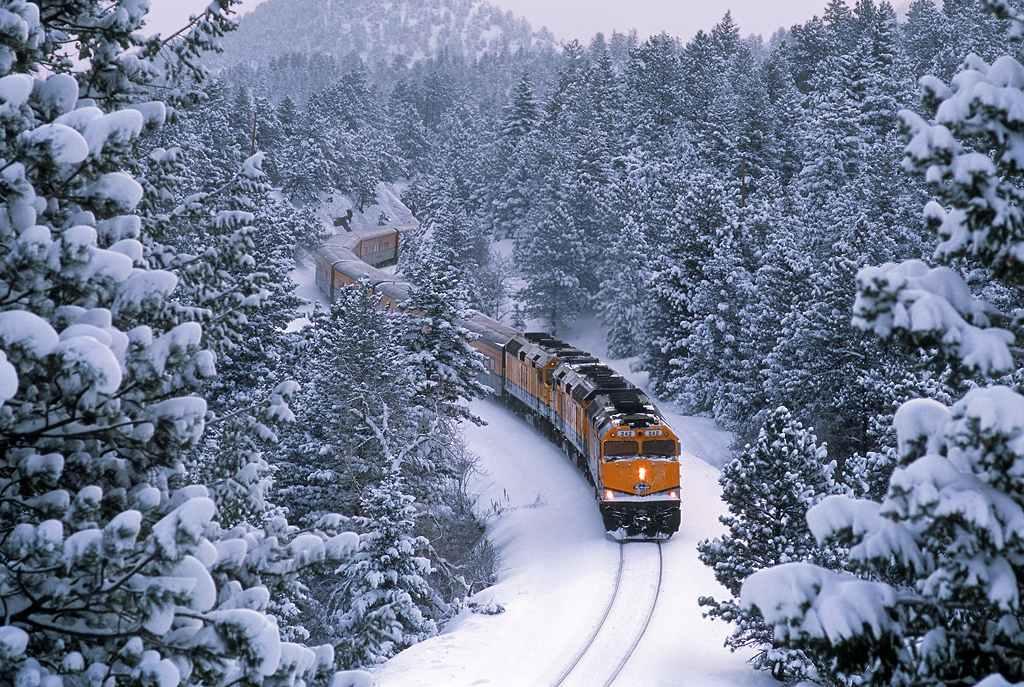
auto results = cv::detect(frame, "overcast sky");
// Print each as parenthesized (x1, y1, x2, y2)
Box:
(148, 0, 832, 41)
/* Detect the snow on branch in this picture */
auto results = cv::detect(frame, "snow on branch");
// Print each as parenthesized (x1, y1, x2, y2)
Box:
(741, 563, 898, 645)
(854, 259, 1014, 375)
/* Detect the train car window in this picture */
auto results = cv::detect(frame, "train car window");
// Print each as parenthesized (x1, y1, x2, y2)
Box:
(604, 441, 638, 458)
(644, 440, 678, 457)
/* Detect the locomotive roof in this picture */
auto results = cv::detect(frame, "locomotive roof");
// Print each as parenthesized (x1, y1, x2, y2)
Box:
(476, 322, 673, 433)
(519, 333, 589, 367)
(589, 388, 664, 431)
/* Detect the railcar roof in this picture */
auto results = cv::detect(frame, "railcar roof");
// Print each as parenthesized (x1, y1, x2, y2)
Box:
(462, 311, 520, 347)
(317, 225, 403, 258)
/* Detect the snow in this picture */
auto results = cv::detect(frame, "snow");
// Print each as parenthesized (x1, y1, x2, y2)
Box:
(104, 509, 141, 546)
(377, 392, 772, 686)
(807, 495, 925, 571)
(0, 626, 28, 659)
(24, 123, 89, 165)
(88, 171, 144, 211)
(54, 334, 123, 394)
(0, 351, 17, 405)
(152, 496, 216, 560)
(63, 528, 103, 568)
(741, 563, 897, 644)
(332, 672, 376, 687)
(0, 74, 33, 109)
(172, 555, 217, 612)
(894, 398, 951, 458)
(84, 110, 144, 158)
(97, 214, 142, 242)
(316, 182, 419, 236)
(34, 74, 78, 116)
(23, 452, 63, 481)
(854, 260, 1015, 375)
(977, 676, 1024, 687)
(952, 385, 1024, 437)
(242, 152, 265, 179)
(114, 269, 179, 314)
(0, 310, 59, 358)
(130, 101, 167, 128)
(206, 609, 282, 676)
(55, 105, 104, 131)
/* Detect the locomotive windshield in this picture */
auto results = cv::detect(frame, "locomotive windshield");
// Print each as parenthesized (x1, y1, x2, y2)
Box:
(644, 440, 678, 457)
(604, 441, 638, 459)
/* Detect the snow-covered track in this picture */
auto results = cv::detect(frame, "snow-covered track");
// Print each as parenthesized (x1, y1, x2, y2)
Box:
(551, 542, 664, 687)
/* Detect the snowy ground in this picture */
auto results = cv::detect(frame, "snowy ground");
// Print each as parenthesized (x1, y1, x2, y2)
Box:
(376, 324, 773, 686)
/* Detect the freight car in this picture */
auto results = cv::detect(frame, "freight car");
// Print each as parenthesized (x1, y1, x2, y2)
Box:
(314, 245, 682, 540)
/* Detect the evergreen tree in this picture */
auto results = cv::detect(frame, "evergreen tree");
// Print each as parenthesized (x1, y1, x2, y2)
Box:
(332, 469, 439, 668)
(645, 173, 735, 398)
(502, 73, 540, 140)
(515, 174, 590, 333)
(402, 239, 488, 424)
(597, 214, 652, 358)
(743, 8, 1024, 685)
(0, 2, 365, 684)
(699, 407, 840, 681)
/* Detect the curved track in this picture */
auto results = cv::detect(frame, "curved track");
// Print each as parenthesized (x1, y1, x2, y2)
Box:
(552, 542, 664, 687)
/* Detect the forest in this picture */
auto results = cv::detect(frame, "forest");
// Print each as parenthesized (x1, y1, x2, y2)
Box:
(2, 0, 1024, 685)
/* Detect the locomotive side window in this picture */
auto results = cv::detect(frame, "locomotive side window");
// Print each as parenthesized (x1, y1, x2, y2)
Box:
(604, 441, 638, 458)
(644, 440, 678, 457)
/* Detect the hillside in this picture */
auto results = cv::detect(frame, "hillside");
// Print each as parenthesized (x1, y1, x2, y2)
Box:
(215, 0, 556, 68)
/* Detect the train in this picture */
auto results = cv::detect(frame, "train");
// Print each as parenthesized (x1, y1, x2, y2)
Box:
(315, 226, 682, 541)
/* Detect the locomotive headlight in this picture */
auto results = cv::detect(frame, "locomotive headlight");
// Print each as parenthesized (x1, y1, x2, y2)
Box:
(638, 467, 647, 481)
(603, 489, 616, 501)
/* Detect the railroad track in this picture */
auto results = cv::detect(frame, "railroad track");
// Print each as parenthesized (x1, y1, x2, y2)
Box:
(551, 542, 664, 687)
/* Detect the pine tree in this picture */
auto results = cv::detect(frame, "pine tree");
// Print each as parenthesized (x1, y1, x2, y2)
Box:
(699, 407, 841, 682)
(277, 287, 417, 526)
(645, 172, 735, 398)
(515, 174, 590, 333)
(402, 239, 488, 424)
(597, 214, 652, 358)
(0, 2, 365, 684)
(743, 7, 1024, 685)
(502, 73, 540, 141)
(332, 469, 439, 668)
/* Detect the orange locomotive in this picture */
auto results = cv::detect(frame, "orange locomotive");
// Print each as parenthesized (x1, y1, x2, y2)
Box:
(463, 316, 682, 540)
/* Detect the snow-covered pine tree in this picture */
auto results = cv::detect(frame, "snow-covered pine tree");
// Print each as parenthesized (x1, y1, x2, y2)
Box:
(331, 469, 439, 669)
(741, 5, 1024, 684)
(699, 407, 841, 681)
(401, 237, 488, 425)
(597, 214, 652, 358)
(277, 285, 418, 526)
(0, 1, 365, 684)
(515, 172, 590, 333)
(502, 73, 541, 141)
(644, 171, 735, 398)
